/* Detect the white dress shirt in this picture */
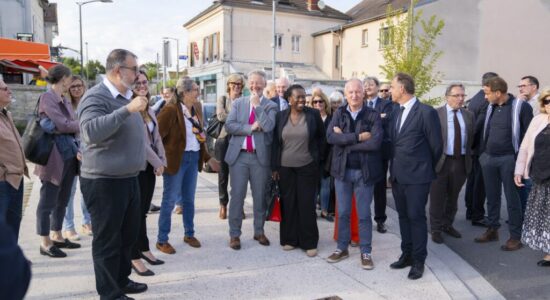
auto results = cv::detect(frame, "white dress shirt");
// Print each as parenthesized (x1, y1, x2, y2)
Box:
(445, 104, 467, 155)
(103, 77, 133, 100)
(397, 97, 417, 131)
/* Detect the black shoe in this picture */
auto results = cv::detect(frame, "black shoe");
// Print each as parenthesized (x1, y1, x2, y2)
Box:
(471, 218, 489, 227)
(442, 226, 462, 238)
(149, 204, 161, 212)
(376, 222, 387, 233)
(140, 253, 165, 265)
(131, 264, 155, 276)
(408, 262, 424, 280)
(537, 260, 550, 267)
(320, 212, 334, 222)
(40, 245, 67, 258)
(390, 254, 413, 269)
(114, 295, 135, 300)
(122, 280, 148, 294)
(52, 238, 81, 249)
(431, 231, 444, 244)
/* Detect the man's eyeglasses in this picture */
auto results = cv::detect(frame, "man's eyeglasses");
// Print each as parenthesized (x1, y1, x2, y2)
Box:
(120, 65, 139, 74)
(543, 98, 550, 105)
(70, 84, 84, 90)
(379, 89, 389, 93)
(0, 87, 9, 92)
(134, 80, 148, 87)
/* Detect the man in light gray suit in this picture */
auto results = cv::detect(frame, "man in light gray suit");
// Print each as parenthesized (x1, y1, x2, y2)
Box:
(429, 83, 474, 244)
(225, 70, 278, 250)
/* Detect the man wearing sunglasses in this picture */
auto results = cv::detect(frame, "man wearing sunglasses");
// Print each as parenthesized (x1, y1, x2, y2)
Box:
(378, 83, 391, 101)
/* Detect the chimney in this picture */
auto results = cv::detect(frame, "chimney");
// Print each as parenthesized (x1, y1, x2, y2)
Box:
(307, 0, 319, 11)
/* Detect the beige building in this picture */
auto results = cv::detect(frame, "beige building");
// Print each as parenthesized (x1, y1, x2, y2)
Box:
(313, 0, 550, 99)
(184, 0, 349, 102)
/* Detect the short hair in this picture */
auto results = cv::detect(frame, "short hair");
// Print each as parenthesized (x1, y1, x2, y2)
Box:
(481, 72, 498, 86)
(394, 73, 415, 94)
(445, 83, 465, 96)
(275, 77, 290, 86)
(538, 87, 550, 114)
(485, 76, 508, 94)
(329, 91, 344, 103)
(311, 88, 331, 115)
(284, 84, 305, 101)
(175, 76, 195, 103)
(363, 76, 380, 87)
(247, 70, 267, 82)
(45, 64, 71, 84)
(345, 78, 364, 92)
(105, 49, 137, 72)
(226, 73, 245, 94)
(521, 75, 539, 89)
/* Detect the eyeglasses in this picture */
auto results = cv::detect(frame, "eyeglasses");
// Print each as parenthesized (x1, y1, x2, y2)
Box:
(543, 98, 550, 105)
(517, 84, 534, 89)
(120, 65, 139, 74)
(70, 84, 84, 90)
(134, 80, 148, 87)
(379, 89, 389, 93)
(229, 82, 243, 87)
(0, 87, 9, 92)
(449, 94, 467, 98)
(312, 100, 324, 104)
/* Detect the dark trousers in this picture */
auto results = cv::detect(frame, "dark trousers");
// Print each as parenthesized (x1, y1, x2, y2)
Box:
(479, 153, 523, 239)
(279, 162, 319, 250)
(373, 158, 388, 223)
(132, 164, 156, 259)
(0, 180, 24, 241)
(36, 158, 77, 236)
(464, 155, 486, 220)
(215, 136, 229, 206)
(392, 180, 430, 263)
(429, 156, 467, 232)
(81, 176, 140, 300)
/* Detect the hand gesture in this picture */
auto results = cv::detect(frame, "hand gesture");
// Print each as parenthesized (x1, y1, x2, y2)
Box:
(514, 175, 524, 187)
(250, 92, 261, 107)
(358, 132, 372, 142)
(127, 96, 147, 113)
(272, 171, 280, 181)
(333, 126, 343, 134)
(207, 158, 221, 173)
(154, 166, 164, 176)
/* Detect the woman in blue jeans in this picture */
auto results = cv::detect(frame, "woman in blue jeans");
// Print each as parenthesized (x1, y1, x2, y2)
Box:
(155, 77, 218, 254)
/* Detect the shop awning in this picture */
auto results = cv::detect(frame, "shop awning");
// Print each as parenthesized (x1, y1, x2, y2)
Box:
(0, 38, 51, 60)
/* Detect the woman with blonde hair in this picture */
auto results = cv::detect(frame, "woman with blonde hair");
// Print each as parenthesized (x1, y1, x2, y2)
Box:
(515, 87, 550, 267)
(215, 73, 245, 219)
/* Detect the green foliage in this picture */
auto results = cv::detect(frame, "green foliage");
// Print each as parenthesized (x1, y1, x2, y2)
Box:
(85, 60, 105, 81)
(61, 57, 81, 76)
(379, 0, 445, 100)
(141, 62, 160, 81)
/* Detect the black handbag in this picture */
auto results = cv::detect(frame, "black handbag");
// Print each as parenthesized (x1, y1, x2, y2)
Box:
(206, 115, 223, 139)
(21, 96, 54, 165)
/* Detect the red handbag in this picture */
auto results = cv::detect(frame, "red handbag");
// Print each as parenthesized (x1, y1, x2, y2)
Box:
(268, 195, 281, 222)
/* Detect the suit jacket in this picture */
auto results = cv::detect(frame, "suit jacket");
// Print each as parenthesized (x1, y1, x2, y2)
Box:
(372, 97, 395, 159)
(157, 101, 210, 175)
(434, 106, 474, 174)
(390, 99, 443, 184)
(224, 96, 277, 167)
(467, 89, 488, 155)
(271, 107, 326, 171)
(270, 96, 288, 112)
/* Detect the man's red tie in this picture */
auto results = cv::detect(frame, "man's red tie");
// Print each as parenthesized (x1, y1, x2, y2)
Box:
(246, 107, 255, 152)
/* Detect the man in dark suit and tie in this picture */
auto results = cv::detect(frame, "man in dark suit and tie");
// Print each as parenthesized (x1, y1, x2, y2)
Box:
(464, 72, 498, 226)
(388, 73, 443, 280)
(429, 83, 474, 244)
(363, 76, 394, 233)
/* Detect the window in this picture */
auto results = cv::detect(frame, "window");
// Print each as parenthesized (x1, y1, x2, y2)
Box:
(202, 32, 221, 64)
(379, 27, 393, 49)
(275, 34, 283, 50)
(202, 36, 210, 63)
(291, 35, 301, 53)
(362, 29, 368, 47)
(212, 32, 220, 62)
(335, 45, 340, 69)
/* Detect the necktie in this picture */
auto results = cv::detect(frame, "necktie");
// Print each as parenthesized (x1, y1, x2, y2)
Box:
(453, 110, 461, 158)
(368, 101, 374, 108)
(246, 107, 255, 152)
(396, 106, 405, 134)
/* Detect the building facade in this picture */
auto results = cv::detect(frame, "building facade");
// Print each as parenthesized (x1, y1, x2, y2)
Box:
(0, 0, 58, 45)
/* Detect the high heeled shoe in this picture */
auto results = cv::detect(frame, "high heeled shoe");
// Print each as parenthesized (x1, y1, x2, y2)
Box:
(131, 264, 155, 276)
(140, 253, 164, 265)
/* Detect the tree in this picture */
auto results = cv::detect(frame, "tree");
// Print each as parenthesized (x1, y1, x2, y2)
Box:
(85, 60, 105, 81)
(141, 62, 160, 82)
(61, 57, 81, 77)
(379, 0, 445, 102)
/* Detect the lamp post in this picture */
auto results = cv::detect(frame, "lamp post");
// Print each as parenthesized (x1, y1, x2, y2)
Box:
(272, 0, 277, 81)
(163, 37, 180, 80)
(77, 0, 112, 78)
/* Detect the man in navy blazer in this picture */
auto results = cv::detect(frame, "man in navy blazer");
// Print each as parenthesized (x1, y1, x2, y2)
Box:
(388, 73, 443, 280)
(363, 76, 394, 233)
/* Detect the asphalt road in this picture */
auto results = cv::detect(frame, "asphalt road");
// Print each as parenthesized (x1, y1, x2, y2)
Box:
(385, 187, 550, 300)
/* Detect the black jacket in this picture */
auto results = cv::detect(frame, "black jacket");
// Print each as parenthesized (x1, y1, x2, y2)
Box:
(271, 107, 326, 171)
(467, 89, 488, 155)
(327, 104, 383, 184)
(371, 97, 395, 160)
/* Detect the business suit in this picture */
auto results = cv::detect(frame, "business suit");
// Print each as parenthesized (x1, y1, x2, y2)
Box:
(225, 96, 277, 238)
(464, 89, 487, 221)
(367, 97, 395, 225)
(390, 98, 443, 264)
(271, 96, 289, 112)
(429, 106, 474, 233)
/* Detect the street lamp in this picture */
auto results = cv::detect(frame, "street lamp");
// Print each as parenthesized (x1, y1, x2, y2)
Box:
(77, 0, 113, 78)
(162, 37, 180, 80)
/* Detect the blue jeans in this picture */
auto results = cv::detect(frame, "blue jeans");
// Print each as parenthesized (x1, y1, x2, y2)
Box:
(518, 178, 532, 217)
(319, 176, 331, 211)
(62, 176, 91, 231)
(334, 169, 374, 254)
(158, 151, 199, 243)
(0, 180, 24, 241)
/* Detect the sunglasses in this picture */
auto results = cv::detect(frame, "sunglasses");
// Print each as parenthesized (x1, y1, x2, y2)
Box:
(543, 98, 550, 105)
(379, 89, 389, 93)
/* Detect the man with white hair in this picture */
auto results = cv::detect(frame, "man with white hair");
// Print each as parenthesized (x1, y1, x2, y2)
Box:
(274, 77, 290, 111)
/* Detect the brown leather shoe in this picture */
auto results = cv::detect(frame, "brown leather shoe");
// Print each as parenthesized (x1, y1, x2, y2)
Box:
(174, 206, 183, 215)
(183, 236, 201, 248)
(431, 231, 444, 244)
(253, 234, 270, 246)
(156, 242, 176, 254)
(501, 238, 522, 251)
(219, 205, 227, 220)
(474, 228, 499, 243)
(229, 237, 241, 250)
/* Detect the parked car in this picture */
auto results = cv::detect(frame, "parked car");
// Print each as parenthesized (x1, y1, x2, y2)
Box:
(202, 102, 217, 173)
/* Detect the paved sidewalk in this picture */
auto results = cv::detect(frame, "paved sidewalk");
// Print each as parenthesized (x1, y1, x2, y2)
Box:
(19, 170, 503, 300)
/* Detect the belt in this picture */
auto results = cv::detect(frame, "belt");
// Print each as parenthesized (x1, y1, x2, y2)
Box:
(446, 155, 465, 158)
(240, 149, 256, 153)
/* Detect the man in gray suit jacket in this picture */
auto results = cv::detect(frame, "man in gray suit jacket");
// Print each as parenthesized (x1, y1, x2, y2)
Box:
(225, 70, 277, 250)
(429, 83, 474, 244)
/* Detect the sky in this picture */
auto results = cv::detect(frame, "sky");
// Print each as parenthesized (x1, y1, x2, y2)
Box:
(51, 0, 359, 69)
